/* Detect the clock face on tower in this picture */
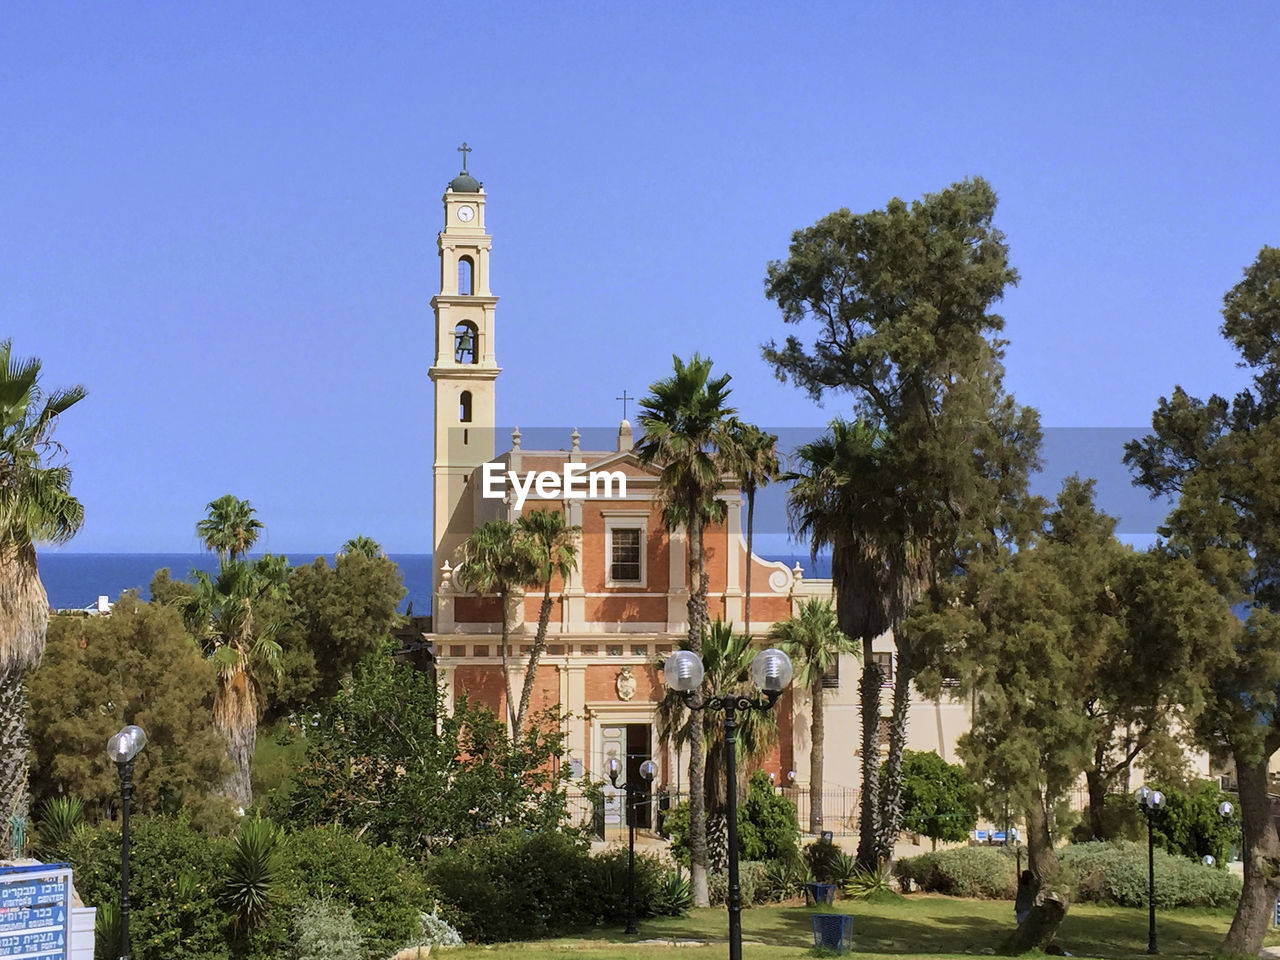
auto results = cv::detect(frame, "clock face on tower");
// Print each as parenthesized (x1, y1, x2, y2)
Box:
(457, 205, 475, 223)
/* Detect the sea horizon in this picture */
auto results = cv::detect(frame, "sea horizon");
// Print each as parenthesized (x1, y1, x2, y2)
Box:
(39, 551, 833, 615)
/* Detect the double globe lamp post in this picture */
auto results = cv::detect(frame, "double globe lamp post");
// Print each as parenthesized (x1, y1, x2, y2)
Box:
(607, 756, 657, 935)
(663, 646, 794, 960)
(1136, 785, 1233, 956)
(107, 724, 147, 960)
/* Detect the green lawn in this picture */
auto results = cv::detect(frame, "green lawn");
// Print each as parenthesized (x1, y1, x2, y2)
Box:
(444, 894, 1259, 960)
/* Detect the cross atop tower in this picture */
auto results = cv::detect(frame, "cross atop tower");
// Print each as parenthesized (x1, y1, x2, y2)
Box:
(457, 141, 472, 173)
(617, 389, 633, 421)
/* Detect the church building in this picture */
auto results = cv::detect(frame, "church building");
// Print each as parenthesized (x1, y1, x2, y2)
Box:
(425, 152, 974, 832)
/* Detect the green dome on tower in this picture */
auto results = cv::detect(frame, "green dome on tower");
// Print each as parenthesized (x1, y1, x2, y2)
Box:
(448, 171, 481, 192)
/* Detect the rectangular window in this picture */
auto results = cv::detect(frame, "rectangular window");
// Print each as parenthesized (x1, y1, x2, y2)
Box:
(872, 652, 894, 684)
(548, 644, 565, 656)
(607, 644, 623, 657)
(609, 527, 642, 582)
(581, 644, 598, 656)
(656, 644, 672, 655)
(822, 658, 839, 689)
(473, 644, 489, 658)
(631, 644, 648, 657)
(520, 644, 533, 655)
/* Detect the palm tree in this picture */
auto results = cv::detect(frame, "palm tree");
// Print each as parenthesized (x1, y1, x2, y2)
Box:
(768, 599, 857, 834)
(722, 419, 780, 638)
(340, 535, 384, 559)
(512, 508, 579, 731)
(787, 417, 922, 869)
(455, 519, 536, 732)
(183, 560, 284, 807)
(0, 341, 85, 856)
(197, 494, 264, 562)
(636, 353, 735, 907)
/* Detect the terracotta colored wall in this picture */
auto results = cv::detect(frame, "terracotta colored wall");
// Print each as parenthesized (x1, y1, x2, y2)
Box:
(585, 595, 668, 623)
(522, 594, 564, 622)
(580, 502, 670, 593)
(454, 595, 502, 622)
(454, 664, 507, 717)
(585, 663, 661, 702)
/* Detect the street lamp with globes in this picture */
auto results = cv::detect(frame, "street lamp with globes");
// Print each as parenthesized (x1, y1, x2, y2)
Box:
(663, 646, 793, 960)
(107, 724, 146, 960)
(608, 755, 656, 935)
(1136, 786, 1165, 954)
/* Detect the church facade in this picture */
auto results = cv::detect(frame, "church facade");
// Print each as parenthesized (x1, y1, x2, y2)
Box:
(425, 157, 976, 831)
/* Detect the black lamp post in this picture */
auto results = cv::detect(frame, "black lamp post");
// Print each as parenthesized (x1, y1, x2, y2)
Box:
(1136, 785, 1166, 955)
(608, 756, 656, 935)
(107, 724, 147, 960)
(663, 646, 793, 960)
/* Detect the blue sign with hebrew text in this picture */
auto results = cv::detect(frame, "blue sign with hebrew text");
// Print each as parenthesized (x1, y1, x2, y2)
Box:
(0, 864, 71, 960)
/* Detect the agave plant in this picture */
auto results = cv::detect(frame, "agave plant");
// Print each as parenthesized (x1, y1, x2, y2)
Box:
(652, 871, 693, 916)
(760, 857, 807, 902)
(843, 864, 893, 900)
(35, 795, 85, 861)
(222, 819, 283, 931)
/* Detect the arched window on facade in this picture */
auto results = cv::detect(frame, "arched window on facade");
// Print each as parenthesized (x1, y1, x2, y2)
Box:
(458, 256, 474, 296)
(454, 321, 478, 364)
(459, 390, 472, 423)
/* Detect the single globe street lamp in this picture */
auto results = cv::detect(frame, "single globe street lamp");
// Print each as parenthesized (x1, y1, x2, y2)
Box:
(107, 724, 146, 960)
(1136, 786, 1165, 955)
(608, 756, 657, 935)
(663, 647, 793, 960)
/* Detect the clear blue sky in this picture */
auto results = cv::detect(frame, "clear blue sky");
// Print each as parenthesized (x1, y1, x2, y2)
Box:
(4, 2, 1276, 553)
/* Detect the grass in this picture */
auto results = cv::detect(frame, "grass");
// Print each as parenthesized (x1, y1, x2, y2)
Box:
(443, 894, 1249, 960)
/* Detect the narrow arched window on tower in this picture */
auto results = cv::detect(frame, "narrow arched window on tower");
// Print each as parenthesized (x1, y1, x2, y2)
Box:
(459, 390, 472, 423)
(458, 256, 474, 296)
(454, 321, 478, 364)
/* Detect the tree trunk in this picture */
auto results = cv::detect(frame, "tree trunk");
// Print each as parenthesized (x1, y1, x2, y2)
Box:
(221, 722, 255, 810)
(1003, 786, 1068, 955)
(0, 671, 30, 857)
(687, 514, 710, 908)
(743, 488, 754, 639)
(1085, 758, 1108, 840)
(877, 653, 913, 863)
(1221, 748, 1280, 957)
(499, 587, 517, 734)
(513, 584, 554, 731)
(810, 675, 824, 834)
(856, 654, 882, 869)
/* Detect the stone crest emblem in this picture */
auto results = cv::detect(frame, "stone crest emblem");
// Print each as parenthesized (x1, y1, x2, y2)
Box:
(616, 666, 637, 701)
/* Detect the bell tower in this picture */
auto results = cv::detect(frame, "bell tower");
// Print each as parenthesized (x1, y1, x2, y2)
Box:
(430, 143, 499, 610)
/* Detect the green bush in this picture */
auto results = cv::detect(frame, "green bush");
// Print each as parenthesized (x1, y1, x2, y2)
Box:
(276, 826, 434, 959)
(425, 829, 602, 942)
(652, 871, 693, 916)
(1060, 840, 1240, 908)
(803, 838, 844, 883)
(738, 772, 800, 862)
(707, 862, 769, 906)
(893, 846, 1016, 899)
(590, 846, 671, 923)
(760, 857, 807, 902)
(65, 814, 232, 960)
(661, 774, 799, 868)
(293, 899, 364, 960)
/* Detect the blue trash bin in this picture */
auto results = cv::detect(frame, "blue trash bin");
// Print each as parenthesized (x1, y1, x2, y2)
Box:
(811, 913, 854, 952)
(804, 882, 837, 905)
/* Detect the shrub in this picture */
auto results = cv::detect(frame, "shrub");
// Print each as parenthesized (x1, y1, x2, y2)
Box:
(65, 814, 232, 960)
(293, 899, 364, 960)
(591, 846, 670, 922)
(707, 862, 768, 906)
(426, 829, 601, 942)
(223, 819, 283, 932)
(893, 846, 1016, 899)
(887, 750, 978, 848)
(1060, 840, 1240, 908)
(804, 838, 844, 884)
(277, 826, 434, 959)
(738, 772, 801, 863)
(412, 906, 465, 949)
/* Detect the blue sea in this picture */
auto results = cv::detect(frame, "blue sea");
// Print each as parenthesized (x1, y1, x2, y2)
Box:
(38, 552, 832, 614)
